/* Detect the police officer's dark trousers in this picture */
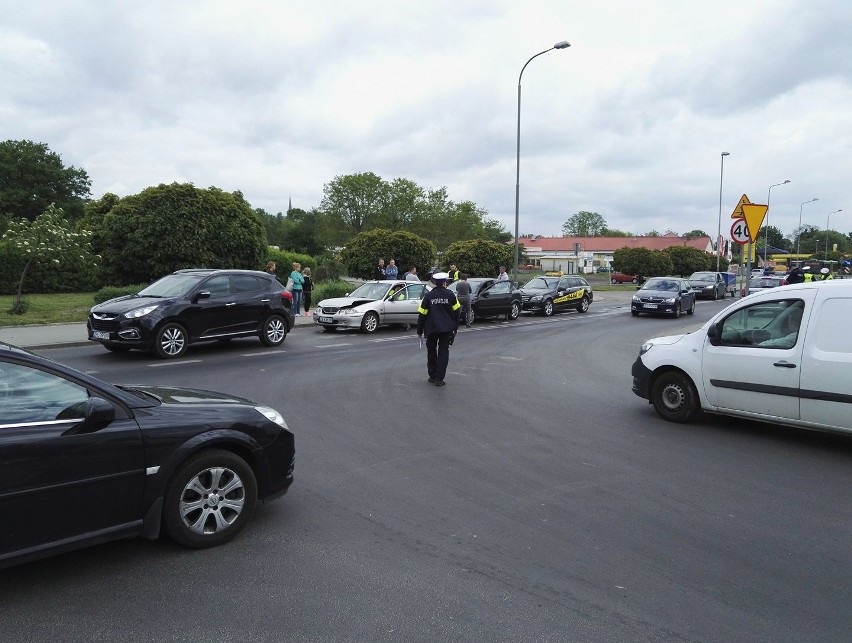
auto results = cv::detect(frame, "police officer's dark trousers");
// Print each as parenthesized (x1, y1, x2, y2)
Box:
(426, 332, 451, 382)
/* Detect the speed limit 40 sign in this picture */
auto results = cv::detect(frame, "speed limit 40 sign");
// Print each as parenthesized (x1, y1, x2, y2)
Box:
(730, 218, 750, 245)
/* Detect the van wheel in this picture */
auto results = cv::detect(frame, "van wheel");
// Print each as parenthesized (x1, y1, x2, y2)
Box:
(651, 371, 699, 423)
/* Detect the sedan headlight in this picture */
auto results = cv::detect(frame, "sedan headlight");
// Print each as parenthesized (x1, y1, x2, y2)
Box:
(124, 304, 159, 319)
(530, 295, 543, 302)
(632, 295, 641, 302)
(338, 306, 362, 316)
(663, 297, 676, 304)
(256, 406, 289, 430)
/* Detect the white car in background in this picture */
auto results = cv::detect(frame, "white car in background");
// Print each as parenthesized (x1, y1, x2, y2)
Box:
(312, 280, 429, 333)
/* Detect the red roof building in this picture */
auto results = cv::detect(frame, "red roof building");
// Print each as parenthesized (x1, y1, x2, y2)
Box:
(514, 235, 714, 274)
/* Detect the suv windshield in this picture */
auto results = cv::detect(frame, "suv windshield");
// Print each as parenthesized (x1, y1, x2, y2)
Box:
(138, 273, 208, 298)
(348, 283, 393, 299)
(523, 278, 557, 289)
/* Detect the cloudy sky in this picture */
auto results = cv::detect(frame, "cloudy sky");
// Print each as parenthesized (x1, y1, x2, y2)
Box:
(3, 0, 850, 243)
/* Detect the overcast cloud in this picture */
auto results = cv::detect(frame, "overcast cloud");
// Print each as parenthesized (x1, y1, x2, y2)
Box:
(2, 0, 850, 242)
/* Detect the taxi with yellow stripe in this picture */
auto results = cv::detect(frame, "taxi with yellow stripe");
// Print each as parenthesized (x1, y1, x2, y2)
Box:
(520, 275, 593, 316)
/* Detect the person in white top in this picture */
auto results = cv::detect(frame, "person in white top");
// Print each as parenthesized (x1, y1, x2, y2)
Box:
(496, 266, 509, 281)
(405, 266, 419, 281)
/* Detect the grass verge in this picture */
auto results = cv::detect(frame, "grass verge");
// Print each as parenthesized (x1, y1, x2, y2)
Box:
(0, 293, 94, 327)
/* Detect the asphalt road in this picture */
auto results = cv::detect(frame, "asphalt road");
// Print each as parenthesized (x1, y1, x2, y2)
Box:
(2, 299, 851, 642)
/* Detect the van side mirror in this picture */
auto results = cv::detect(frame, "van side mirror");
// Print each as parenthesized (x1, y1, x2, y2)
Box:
(707, 322, 721, 346)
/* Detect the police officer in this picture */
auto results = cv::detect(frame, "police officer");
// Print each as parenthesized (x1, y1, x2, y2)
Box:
(802, 265, 813, 282)
(447, 263, 460, 283)
(817, 267, 833, 280)
(417, 272, 460, 387)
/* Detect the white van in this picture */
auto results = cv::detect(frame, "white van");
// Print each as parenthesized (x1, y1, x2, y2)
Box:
(631, 280, 852, 433)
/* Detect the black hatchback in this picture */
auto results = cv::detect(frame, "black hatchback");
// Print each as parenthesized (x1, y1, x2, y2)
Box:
(0, 342, 295, 568)
(88, 269, 295, 358)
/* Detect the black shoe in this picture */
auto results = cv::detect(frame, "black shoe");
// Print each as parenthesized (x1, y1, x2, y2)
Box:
(428, 377, 436, 383)
(434, 380, 446, 387)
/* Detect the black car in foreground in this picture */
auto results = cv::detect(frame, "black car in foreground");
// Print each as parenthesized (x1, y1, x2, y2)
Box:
(520, 275, 593, 316)
(448, 278, 521, 324)
(631, 277, 696, 318)
(0, 342, 295, 568)
(88, 269, 295, 359)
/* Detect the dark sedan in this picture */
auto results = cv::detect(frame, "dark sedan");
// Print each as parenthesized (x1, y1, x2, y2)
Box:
(631, 277, 696, 318)
(88, 269, 295, 358)
(687, 271, 727, 300)
(520, 275, 593, 316)
(0, 342, 295, 569)
(448, 278, 521, 324)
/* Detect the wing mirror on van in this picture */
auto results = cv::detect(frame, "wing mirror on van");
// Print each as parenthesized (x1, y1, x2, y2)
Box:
(707, 322, 721, 345)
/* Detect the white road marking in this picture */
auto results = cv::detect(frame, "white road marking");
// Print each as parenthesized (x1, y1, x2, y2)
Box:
(316, 343, 352, 348)
(239, 351, 284, 356)
(147, 359, 203, 367)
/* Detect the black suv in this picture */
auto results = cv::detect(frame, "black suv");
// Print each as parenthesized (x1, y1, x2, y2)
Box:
(88, 269, 295, 358)
(520, 275, 593, 316)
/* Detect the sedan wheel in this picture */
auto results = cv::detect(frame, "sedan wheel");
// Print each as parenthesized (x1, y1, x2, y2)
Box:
(508, 301, 521, 320)
(542, 299, 554, 316)
(611, 278, 618, 284)
(687, 299, 695, 315)
(261, 314, 288, 346)
(577, 296, 590, 313)
(361, 311, 380, 333)
(651, 371, 700, 423)
(163, 449, 258, 548)
(673, 303, 681, 319)
(155, 323, 188, 359)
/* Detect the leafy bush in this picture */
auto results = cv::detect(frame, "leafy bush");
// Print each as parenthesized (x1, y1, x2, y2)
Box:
(93, 283, 149, 304)
(444, 239, 514, 278)
(265, 248, 315, 275)
(341, 229, 436, 280)
(314, 280, 356, 301)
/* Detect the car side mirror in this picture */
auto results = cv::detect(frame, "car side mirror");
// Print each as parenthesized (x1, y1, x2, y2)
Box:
(195, 291, 211, 302)
(86, 396, 116, 424)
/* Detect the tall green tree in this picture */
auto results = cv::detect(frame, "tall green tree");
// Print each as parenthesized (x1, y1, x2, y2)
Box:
(320, 172, 386, 243)
(561, 211, 607, 236)
(683, 229, 709, 239)
(0, 140, 92, 221)
(98, 183, 267, 285)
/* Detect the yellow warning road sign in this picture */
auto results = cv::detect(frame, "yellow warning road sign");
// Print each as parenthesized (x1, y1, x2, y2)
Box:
(730, 194, 750, 219)
(742, 203, 769, 243)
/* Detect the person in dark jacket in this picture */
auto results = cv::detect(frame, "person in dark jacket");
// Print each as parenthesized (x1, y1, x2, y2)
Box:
(786, 265, 804, 284)
(417, 272, 461, 386)
(374, 258, 386, 281)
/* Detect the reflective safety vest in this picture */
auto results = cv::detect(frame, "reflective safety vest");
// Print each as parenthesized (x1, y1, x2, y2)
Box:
(803, 273, 814, 282)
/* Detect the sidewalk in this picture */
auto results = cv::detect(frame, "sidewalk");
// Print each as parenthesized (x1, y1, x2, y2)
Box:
(0, 313, 318, 350)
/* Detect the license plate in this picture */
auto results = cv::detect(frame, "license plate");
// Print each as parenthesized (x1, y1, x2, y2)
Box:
(92, 330, 111, 339)
(644, 304, 658, 309)
(319, 316, 333, 323)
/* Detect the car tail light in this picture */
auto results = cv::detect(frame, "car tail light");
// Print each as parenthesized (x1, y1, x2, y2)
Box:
(281, 291, 293, 301)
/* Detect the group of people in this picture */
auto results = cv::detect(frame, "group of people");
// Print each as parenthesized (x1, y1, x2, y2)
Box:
(785, 265, 835, 284)
(265, 260, 313, 316)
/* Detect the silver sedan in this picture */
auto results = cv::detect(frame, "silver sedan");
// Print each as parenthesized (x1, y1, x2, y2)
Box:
(312, 280, 429, 333)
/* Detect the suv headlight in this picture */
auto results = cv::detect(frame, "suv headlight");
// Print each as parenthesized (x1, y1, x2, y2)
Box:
(124, 304, 159, 319)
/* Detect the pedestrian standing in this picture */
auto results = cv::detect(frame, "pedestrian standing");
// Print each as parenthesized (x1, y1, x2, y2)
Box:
(290, 262, 305, 315)
(496, 266, 509, 282)
(385, 259, 398, 280)
(264, 261, 277, 275)
(374, 258, 386, 281)
(417, 272, 460, 387)
(302, 267, 314, 315)
(405, 266, 419, 281)
(786, 265, 804, 284)
(448, 263, 460, 283)
(455, 272, 472, 327)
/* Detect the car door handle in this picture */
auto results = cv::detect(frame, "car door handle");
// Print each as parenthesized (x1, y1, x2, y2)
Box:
(226, 302, 237, 307)
(773, 361, 797, 368)
(261, 298, 270, 302)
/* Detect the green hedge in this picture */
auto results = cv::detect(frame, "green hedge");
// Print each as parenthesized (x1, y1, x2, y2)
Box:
(0, 244, 102, 295)
(93, 283, 150, 304)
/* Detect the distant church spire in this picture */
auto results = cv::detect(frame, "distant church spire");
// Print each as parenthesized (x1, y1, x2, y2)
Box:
(288, 194, 292, 213)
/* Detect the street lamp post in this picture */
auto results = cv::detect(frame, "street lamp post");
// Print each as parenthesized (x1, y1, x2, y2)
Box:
(715, 153, 730, 272)
(513, 40, 570, 284)
(795, 198, 819, 261)
(762, 180, 790, 267)
(825, 209, 843, 261)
